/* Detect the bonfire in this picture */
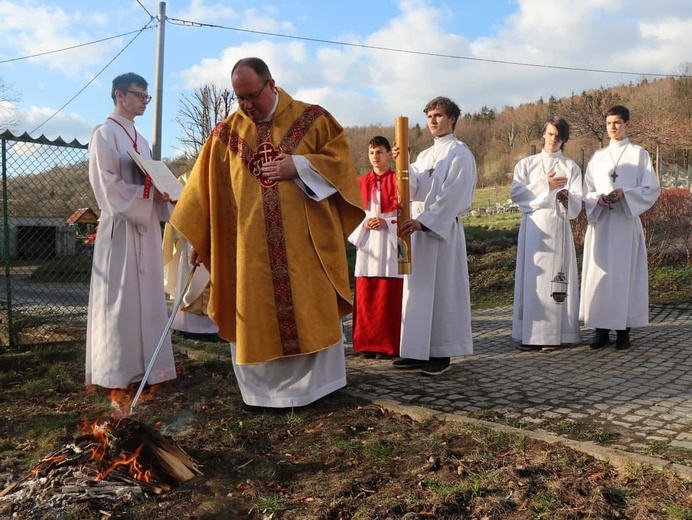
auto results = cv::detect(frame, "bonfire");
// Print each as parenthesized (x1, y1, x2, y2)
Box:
(0, 388, 201, 516)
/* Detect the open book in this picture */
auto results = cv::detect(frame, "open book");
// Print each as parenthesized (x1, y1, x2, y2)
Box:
(128, 151, 183, 201)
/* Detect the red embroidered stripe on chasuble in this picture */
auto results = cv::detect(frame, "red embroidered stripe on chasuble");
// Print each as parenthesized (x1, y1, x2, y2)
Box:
(220, 105, 328, 358)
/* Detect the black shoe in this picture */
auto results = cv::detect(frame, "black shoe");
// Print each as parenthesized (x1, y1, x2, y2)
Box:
(615, 329, 631, 350)
(590, 329, 610, 350)
(392, 357, 427, 369)
(358, 351, 376, 359)
(519, 344, 541, 352)
(376, 353, 396, 360)
(420, 357, 451, 376)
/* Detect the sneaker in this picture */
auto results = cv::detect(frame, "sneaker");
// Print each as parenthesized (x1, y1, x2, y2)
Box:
(519, 344, 541, 351)
(615, 329, 631, 350)
(392, 357, 427, 369)
(420, 357, 451, 376)
(589, 329, 610, 350)
(541, 345, 558, 352)
(358, 352, 376, 359)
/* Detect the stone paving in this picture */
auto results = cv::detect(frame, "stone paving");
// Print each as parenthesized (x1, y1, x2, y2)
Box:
(343, 303, 692, 467)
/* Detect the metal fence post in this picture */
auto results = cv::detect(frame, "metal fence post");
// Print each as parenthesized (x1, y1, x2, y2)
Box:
(1, 136, 13, 347)
(0, 130, 91, 347)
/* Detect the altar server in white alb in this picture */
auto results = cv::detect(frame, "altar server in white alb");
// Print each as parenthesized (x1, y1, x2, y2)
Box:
(511, 116, 583, 352)
(580, 105, 660, 351)
(394, 96, 477, 376)
(86, 72, 177, 389)
(163, 174, 220, 341)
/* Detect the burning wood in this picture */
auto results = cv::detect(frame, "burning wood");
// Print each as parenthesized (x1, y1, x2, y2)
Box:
(0, 416, 201, 515)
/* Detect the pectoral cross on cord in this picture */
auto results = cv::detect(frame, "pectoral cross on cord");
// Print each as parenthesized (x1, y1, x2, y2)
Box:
(107, 117, 139, 154)
(108, 117, 152, 197)
(608, 143, 628, 184)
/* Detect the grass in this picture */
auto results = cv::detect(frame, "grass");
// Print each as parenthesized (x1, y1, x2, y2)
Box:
(666, 504, 692, 520)
(3, 341, 692, 519)
(28, 255, 93, 283)
(362, 440, 395, 465)
(252, 494, 287, 516)
(471, 185, 511, 209)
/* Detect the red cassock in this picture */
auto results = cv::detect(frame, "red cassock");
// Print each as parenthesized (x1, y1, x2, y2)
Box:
(350, 170, 403, 357)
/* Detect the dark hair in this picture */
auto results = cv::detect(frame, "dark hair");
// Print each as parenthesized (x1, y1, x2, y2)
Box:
(368, 135, 391, 152)
(542, 116, 570, 150)
(231, 57, 272, 82)
(111, 73, 147, 104)
(606, 105, 630, 122)
(424, 96, 461, 130)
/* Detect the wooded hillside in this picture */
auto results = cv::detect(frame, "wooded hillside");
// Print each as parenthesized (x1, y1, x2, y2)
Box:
(344, 73, 692, 187)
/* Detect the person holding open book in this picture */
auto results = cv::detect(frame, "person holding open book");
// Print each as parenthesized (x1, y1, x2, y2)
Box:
(85, 72, 177, 389)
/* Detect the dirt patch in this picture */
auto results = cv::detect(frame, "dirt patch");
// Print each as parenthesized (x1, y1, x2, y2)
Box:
(1, 341, 691, 519)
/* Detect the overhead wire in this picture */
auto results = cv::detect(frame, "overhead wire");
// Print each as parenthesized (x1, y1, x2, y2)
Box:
(167, 16, 691, 79)
(28, 21, 157, 135)
(0, 30, 148, 64)
(135, 0, 154, 19)
(9, 8, 691, 137)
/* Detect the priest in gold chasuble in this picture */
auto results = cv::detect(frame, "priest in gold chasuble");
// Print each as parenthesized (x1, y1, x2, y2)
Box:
(171, 57, 363, 408)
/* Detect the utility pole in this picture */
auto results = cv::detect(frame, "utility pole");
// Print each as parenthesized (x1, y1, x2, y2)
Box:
(151, 1, 166, 160)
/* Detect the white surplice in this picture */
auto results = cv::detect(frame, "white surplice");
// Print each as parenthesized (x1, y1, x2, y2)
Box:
(400, 133, 476, 360)
(579, 138, 660, 330)
(230, 156, 346, 408)
(511, 150, 583, 345)
(348, 180, 401, 278)
(162, 224, 219, 335)
(86, 114, 176, 389)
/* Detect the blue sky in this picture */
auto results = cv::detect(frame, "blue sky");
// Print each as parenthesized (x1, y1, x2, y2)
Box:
(1, 0, 691, 159)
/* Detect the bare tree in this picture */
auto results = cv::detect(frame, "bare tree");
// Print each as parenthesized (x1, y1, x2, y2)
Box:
(493, 106, 518, 153)
(628, 78, 692, 175)
(176, 85, 235, 158)
(565, 88, 623, 147)
(0, 76, 20, 132)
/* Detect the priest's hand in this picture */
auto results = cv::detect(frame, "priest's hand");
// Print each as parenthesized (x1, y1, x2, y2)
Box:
(189, 248, 202, 267)
(366, 217, 386, 230)
(547, 171, 567, 191)
(261, 153, 297, 182)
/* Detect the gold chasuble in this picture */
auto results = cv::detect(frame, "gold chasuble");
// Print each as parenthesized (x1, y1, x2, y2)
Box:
(171, 89, 363, 365)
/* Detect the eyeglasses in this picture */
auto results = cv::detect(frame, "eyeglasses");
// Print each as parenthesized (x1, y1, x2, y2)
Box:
(124, 90, 152, 103)
(235, 80, 269, 103)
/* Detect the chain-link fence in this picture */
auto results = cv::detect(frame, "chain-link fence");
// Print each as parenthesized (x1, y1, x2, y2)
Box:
(1, 130, 96, 347)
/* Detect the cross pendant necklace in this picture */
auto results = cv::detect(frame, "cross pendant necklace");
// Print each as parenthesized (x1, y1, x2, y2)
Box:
(108, 117, 139, 154)
(608, 143, 628, 183)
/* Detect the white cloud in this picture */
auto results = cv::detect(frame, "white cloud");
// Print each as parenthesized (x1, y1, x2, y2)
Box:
(18, 105, 93, 145)
(175, 0, 240, 24)
(0, 2, 120, 76)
